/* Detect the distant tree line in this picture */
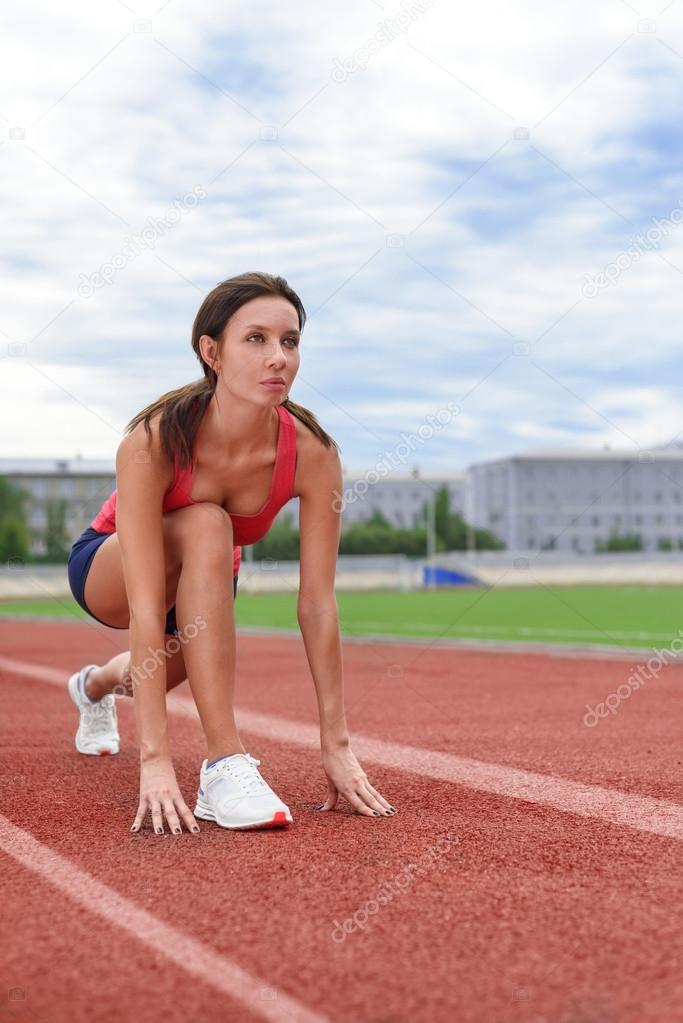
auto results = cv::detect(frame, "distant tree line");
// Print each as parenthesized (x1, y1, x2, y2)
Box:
(253, 484, 504, 561)
(0, 477, 69, 564)
(594, 530, 682, 552)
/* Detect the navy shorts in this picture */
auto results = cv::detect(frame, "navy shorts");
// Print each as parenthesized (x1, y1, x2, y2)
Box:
(67, 525, 239, 636)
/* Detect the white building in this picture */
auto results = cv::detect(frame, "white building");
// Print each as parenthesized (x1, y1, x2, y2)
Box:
(333, 466, 467, 529)
(1, 457, 465, 556)
(0, 456, 116, 554)
(467, 447, 683, 553)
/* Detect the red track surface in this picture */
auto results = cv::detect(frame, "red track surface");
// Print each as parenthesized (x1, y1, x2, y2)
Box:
(2, 618, 683, 1023)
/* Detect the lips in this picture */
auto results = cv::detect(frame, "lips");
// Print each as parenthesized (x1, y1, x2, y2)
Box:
(261, 378, 285, 384)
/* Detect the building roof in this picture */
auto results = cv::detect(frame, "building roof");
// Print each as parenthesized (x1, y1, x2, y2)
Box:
(341, 468, 465, 482)
(0, 457, 115, 476)
(470, 446, 683, 467)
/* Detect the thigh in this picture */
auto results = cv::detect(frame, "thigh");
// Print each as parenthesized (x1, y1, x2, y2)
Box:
(82, 506, 200, 630)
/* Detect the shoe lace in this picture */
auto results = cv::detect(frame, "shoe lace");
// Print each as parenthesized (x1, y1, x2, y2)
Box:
(224, 753, 270, 796)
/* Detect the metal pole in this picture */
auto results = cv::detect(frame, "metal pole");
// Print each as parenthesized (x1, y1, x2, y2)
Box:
(426, 494, 436, 589)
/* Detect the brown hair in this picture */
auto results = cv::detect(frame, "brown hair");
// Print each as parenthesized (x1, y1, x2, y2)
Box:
(124, 271, 339, 469)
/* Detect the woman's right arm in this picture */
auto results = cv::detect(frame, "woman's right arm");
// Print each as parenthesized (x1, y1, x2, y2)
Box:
(116, 421, 199, 836)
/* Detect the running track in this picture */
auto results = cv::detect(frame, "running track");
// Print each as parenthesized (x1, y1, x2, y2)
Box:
(1, 618, 683, 1023)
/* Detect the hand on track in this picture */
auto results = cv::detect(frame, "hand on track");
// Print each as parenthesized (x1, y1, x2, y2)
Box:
(318, 744, 397, 818)
(131, 757, 200, 835)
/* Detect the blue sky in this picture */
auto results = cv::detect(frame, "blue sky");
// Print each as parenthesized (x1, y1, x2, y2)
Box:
(1, 0, 682, 473)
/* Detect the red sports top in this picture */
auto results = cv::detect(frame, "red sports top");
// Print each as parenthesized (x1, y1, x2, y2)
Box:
(90, 403, 298, 576)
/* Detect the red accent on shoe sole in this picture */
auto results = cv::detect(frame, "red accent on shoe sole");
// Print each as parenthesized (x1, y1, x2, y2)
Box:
(98, 750, 111, 757)
(236, 811, 291, 830)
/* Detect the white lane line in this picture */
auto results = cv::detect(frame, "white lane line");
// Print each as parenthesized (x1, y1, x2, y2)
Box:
(358, 621, 678, 641)
(219, 705, 683, 842)
(0, 813, 328, 1023)
(3, 656, 683, 842)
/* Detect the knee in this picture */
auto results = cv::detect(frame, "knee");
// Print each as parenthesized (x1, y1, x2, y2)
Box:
(179, 502, 234, 561)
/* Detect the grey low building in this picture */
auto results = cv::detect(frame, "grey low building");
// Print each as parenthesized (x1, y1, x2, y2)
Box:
(0, 456, 116, 555)
(1, 456, 464, 557)
(466, 447, 683, 553)
(333, 466, 467, 529)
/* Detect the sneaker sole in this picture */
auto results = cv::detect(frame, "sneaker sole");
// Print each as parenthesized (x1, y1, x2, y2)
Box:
(75, 737, 120, 756)
(194, 797, 292, 830)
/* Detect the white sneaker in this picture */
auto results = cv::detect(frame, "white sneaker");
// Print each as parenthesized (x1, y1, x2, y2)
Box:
(67, 664, 120, 756)
(194, 753, 293, 829)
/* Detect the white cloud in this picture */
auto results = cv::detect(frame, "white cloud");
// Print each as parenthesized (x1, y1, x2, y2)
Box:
(1, 0, 681, 471)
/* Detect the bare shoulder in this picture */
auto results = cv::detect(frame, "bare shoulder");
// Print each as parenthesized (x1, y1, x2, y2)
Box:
(116, 411, 174, 492)
(290, 413, 342, 500)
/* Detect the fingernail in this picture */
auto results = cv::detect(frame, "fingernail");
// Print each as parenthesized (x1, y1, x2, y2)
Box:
(156, 827, 163, 834)
(315, 804, 326, 811)
(130, 825, 137, 832)
(389, 806, 397, 812)
(373, 811, 380, 816)
(192, 826, 200, 833)
(173, 828, 181, 834)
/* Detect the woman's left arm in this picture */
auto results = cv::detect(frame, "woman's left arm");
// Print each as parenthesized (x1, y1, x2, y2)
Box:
(296, 443, 397, 819)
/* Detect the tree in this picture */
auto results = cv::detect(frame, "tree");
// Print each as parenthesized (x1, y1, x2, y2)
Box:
(594, 530, 643, 552)
(0, 477, 30, 563)
(0, 515, 30, 563)
(252, 512, 300, 561)
(424, 485, 505, 551)
(45, 498, 70, 562)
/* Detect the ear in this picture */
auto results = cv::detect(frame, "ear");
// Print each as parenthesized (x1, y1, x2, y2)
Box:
(199, 333, 219, 371)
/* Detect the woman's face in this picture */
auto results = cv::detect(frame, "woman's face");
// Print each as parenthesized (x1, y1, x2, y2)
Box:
(207, 295, 301, 404)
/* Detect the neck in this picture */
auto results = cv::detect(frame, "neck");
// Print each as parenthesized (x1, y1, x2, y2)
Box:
(203, 390, 280, 458)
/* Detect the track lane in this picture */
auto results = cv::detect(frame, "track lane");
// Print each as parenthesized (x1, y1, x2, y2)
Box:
(2, 630, 683, 1023)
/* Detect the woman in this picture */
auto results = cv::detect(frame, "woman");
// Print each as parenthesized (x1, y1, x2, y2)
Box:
(66, 271, 397, 835)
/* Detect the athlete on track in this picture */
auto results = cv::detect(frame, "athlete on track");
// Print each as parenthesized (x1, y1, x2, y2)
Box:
(66, 271, 397, 834)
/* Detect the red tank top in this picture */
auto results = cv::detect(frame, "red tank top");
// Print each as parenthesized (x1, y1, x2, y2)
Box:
(90, 404, 298, 576)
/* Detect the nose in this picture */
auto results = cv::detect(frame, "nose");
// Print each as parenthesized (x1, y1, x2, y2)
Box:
(265, 342, 287, 370)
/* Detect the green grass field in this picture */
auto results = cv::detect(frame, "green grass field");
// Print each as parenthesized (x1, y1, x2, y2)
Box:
(1, 585, 682, 649)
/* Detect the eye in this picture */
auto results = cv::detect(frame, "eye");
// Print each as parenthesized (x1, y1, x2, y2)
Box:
(247, 333, 299, 348)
